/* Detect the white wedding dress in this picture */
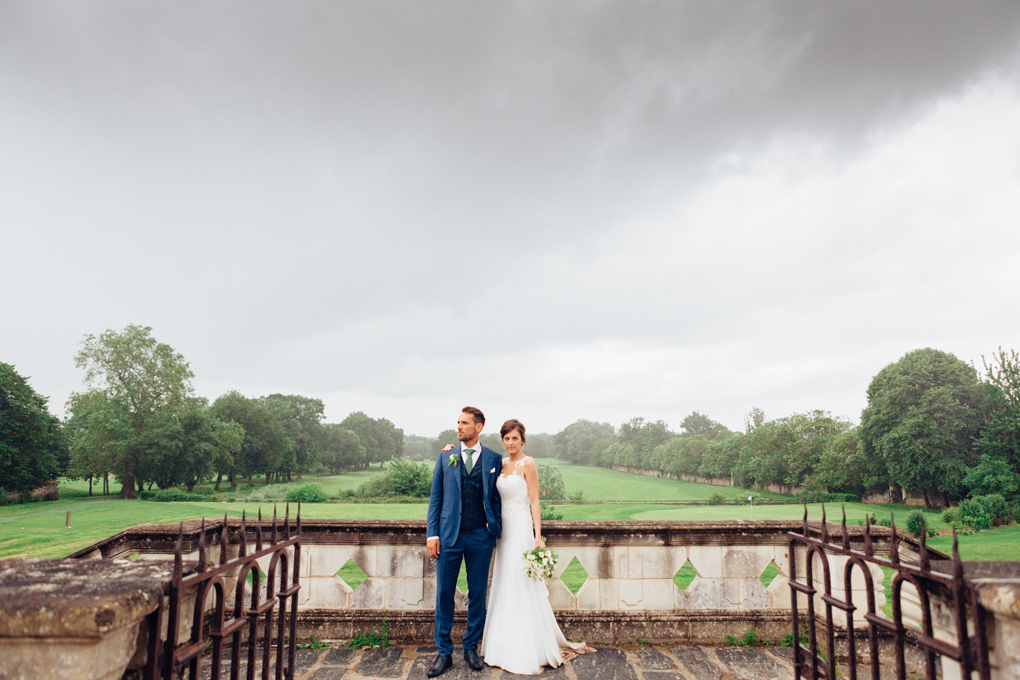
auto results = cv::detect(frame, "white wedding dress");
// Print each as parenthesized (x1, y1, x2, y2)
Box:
(479, 457, 594, 675)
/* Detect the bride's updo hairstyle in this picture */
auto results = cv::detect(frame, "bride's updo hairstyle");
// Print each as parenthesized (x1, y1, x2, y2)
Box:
(499, 419, 527, 443)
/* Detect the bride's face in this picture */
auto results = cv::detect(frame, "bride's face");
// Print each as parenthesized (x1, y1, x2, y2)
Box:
(502, 429, 523, 455)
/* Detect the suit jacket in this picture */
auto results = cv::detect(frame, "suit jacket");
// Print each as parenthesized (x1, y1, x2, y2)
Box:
(427, 444, 503, 547)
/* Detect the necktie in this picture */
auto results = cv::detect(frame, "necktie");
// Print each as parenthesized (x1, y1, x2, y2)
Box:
(464, 448, 473, 473)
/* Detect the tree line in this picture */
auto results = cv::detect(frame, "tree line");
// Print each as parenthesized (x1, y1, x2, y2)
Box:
(4, 333, 1019, 512)
(550, 348, 1020, 510)
(1, 325, 403, 499)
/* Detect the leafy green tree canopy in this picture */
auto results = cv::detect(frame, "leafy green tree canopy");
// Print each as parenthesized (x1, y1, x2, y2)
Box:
(0, 363, 68, 494)
(70, 325, 194, 497)
(859, 348, 982, 508)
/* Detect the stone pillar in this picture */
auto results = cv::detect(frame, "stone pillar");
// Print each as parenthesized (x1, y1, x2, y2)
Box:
(976, 579, 1020, 680)
(0, 558, 174, 680)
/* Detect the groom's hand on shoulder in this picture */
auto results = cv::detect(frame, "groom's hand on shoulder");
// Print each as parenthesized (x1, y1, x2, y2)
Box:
(427, 537, 440, 558)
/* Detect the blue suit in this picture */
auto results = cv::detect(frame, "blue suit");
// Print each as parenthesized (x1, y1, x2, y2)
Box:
(427, 444, 502, 655)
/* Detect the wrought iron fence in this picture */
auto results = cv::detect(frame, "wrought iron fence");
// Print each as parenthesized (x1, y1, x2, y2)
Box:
(143, 505, 302, 680)
(787, 505, 990, 680)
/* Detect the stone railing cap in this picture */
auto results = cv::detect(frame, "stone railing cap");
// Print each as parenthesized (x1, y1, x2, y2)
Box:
(0, 558, 174, 639)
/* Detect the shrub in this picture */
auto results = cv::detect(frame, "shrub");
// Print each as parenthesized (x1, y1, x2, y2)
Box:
(707, 492, 725, 505)
(974, 494, 1011, 526)
(30, 482, 60, 502)
(540, 501, 563, 520)
(152, 488, 209, 502)
(356, 458, 431, 498)
(536, 462, 566, 501)
(0, 489, 11, 506)
(940, 507, 961, 526)
(567, 490, 585, 501)
(958, 498, 991, 531)
(284, 483, 329, 503)
(905, 510, 927, 538)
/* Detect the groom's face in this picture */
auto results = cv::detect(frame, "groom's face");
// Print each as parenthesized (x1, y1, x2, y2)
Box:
(456, 412, 484, 442)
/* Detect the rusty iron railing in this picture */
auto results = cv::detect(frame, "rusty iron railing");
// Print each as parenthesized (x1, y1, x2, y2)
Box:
(145, 505, 301, 680)
(787, 505, 989, 680)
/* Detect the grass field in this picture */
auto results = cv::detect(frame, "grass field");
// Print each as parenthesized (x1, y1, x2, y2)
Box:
(549, 459, 788, 501)
(1, 462, 1015, 564)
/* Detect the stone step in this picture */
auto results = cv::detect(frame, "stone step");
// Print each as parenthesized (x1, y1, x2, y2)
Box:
(200, 644, 800, 680)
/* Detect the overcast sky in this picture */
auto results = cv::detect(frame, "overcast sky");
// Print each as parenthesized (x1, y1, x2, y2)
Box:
(3, 2, 1020, 438)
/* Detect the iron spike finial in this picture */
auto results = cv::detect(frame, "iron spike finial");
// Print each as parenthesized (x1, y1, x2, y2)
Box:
(841, 505, 849, 550)
(174, 521, 183, 579)
(297, 502, 301, 533)
(802, 503, 809, 537)
(272, 504, 278, 545)
(864, 516, 873, 556)
(239, 510, 247, 557)
(256, 508, 264, 551)
(198, 517, 207, 572)
(889, 514, 899, 566)
(284, 503, 290, 540)
(918, 515, 930, 574)
(219, 513, 229, 565)
(821, 503, 829, 543)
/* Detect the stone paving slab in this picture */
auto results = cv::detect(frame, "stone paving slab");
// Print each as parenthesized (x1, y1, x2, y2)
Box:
(199, 644, 799, 680)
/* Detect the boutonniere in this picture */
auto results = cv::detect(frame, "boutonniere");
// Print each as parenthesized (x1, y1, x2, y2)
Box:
(448, 453, 459, 467)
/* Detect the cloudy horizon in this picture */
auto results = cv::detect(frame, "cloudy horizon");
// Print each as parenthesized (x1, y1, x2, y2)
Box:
(3, 2, 1020, 437)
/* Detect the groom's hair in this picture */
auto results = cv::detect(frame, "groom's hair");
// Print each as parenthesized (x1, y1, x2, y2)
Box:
(462, 406, 485, 425)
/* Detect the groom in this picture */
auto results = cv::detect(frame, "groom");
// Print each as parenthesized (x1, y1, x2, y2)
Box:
(426, 406, 503, 676)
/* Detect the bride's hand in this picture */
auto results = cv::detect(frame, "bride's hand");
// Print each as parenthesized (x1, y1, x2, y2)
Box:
(441, 444, 455, 452)
(535, 536, 545, 549)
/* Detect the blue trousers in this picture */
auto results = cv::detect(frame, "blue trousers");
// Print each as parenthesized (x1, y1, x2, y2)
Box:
(434, 525, 495, 655)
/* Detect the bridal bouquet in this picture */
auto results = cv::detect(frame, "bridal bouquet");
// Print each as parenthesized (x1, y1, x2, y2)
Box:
(522, 547, 558, 582)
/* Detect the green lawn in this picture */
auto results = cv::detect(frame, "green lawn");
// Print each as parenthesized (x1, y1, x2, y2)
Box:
(58, 467, 390, 501)
(0, 494, 428, 559)
(0, 464, 1014, 564)
(550, 460, 787, 501)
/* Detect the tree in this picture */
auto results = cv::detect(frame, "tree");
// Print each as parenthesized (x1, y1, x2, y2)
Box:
(553, 420, 616, 465)
(210, 391, 290, 488)
(432, 429, 458, 457)
(323, 424, 366, 472)
(0, 363, 68, 494)
(859, 348, 982, 508)
(679, 411, 730, 440)
(734, 411, 853, 492)
(617, 417, 672, 470)
(974, 348, 1020, 500)
(341, 412, 403, 467)
(142, 408, 244, 492)
(262, 394, 326, 478)
(70, 325, 194, 498)
(697, 433, 743, 479)
(402, 435, 434, 461)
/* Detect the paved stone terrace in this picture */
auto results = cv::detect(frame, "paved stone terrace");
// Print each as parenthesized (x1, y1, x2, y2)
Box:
(201, 644, 802, 680)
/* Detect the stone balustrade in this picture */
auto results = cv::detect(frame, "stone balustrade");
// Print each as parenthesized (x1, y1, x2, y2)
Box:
(0, 517, 1003, 679)
(65, 518, 910, 645)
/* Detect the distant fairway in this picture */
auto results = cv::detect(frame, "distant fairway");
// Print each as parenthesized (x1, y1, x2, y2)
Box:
(548, 459, 787, 501)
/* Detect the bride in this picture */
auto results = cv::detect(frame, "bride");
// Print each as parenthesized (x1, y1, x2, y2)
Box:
(476, 419, 594, 674)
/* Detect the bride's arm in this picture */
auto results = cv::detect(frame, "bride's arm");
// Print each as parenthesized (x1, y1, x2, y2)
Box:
(522, 458, 544, 548)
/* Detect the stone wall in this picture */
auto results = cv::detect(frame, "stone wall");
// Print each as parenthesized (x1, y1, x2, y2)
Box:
(5, 520, 1020, 679)
(67, 519, 912, 644)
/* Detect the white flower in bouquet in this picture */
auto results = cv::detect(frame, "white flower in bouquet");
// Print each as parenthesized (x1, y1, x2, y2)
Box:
(522, 547, 558, 581)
